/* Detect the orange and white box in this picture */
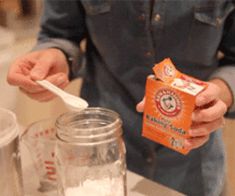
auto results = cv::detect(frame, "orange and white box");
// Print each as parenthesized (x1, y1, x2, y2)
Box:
(142, 58, 207, 154)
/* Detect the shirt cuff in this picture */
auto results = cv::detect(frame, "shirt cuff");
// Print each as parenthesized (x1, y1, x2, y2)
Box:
(209, 66, 235, 117)
(32, 38, 80, 79)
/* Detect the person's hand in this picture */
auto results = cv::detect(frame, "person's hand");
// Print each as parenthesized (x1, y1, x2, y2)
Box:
(136, 80, 231, 151)
(7, 48, 69, 101)
(185, 81, 227, 150)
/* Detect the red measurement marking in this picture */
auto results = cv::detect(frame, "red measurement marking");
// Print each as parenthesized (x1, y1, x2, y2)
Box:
(46, 166, 55, 170)
(45, 129, 49, 135)
(44, 161, 54, 165)
(47, 171, 56, 176)
(45, 162, 56, 181)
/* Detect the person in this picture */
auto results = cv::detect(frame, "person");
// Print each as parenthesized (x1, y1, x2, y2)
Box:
(7, 1, 235, 195)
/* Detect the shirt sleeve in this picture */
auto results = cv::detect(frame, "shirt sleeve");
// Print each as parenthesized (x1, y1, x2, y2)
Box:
(32, 0, 87, 78)
(210, 9, 235, 118)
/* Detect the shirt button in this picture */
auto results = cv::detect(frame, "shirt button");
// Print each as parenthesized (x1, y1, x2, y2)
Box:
(216, 17, 222, 26)
(146, 156, 153, 164)
(154, 14, 161, 22)
(138, 13, 146, 21)
(145, 51, 153, 57)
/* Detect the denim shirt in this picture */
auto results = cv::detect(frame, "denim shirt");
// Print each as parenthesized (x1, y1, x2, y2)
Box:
(34, 1, 235, 195)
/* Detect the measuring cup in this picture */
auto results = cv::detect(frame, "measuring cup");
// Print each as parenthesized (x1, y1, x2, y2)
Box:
(21, 118, 57, 192)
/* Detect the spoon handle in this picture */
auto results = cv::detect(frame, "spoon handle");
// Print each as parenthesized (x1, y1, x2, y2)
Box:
(36, 80, 67, 98)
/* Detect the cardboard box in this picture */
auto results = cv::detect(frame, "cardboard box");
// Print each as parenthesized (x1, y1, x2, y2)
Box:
(142, 58, 207, 154)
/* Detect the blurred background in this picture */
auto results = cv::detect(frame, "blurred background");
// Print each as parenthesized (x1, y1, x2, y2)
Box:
(0, 0, 234, 195)
(0, 0, 82, 118)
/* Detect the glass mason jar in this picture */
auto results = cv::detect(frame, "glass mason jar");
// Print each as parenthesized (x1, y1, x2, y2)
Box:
(55, 107, 126, 196)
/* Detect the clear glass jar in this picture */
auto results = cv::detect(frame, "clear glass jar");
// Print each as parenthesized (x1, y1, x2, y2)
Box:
(55, 107, 126, 196)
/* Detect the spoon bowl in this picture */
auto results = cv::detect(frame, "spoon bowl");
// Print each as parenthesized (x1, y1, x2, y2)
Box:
(63, 94, 89, 111)
(36, 80, 88, 111)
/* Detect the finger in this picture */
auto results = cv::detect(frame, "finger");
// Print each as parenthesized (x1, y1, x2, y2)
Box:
(8, 72, 44, 92)
(44, 72, 69, 86)
(7, 58, 45, 93)
(195, 82, 220, 107)
(136, 97, 145, 113)
(20, 72, 68, 94)
(39, 81, 69, 102)
(20, 80, 69, 102)
(18, 61, 33, 75)
(189, 117, 225, 137)
(185, 135, 209, 150)
(192, 100, 227, 122)
(20, 88, 56, 102)
(30, 59, 54, 80)
(8, 57, 37, 75)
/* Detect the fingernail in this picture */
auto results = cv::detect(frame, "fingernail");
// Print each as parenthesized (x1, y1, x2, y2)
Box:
(184, 140, 192, 149)
(31, 69, 44, 79)
(57, 76, 65, 84)
(189, 130, 195, 136)
(136, 98, 145, 113)
(136, 104, 142, 113)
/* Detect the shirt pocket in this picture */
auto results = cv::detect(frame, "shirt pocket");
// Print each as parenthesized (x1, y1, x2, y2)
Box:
(194, 2, 235, 28)
(80, 0, 111, 15)
(185, 2, 235, 66)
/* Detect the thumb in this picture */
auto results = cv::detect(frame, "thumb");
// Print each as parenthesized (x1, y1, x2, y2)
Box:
(136, 97, 145, 113)
(30, 60, 52, 80)
(195, 82, 219, 107)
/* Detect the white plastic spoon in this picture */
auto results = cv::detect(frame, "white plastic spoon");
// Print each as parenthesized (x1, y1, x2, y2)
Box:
(36, 80, 88, 111)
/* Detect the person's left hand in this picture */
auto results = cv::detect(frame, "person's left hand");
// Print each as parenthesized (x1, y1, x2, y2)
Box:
(136, 80, 232, 151)
(184, 82, 227, 150)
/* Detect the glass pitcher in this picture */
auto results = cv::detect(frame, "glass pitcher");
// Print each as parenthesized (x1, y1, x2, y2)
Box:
(55, 107, 127, 196)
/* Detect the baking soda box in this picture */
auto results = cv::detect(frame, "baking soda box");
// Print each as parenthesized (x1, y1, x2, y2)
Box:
(142, 58, 207, 154)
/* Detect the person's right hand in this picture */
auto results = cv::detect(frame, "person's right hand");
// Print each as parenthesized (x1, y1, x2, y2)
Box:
(7, 48, 70, 101)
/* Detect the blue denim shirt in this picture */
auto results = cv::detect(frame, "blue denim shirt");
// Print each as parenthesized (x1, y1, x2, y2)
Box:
(34, 1, 235, 195)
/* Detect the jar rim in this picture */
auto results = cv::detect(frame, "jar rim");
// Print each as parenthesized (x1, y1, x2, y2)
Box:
(55, 107, 123, 143)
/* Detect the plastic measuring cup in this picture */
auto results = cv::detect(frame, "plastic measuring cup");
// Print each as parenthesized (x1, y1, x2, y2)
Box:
(22, 118, 57, 192)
